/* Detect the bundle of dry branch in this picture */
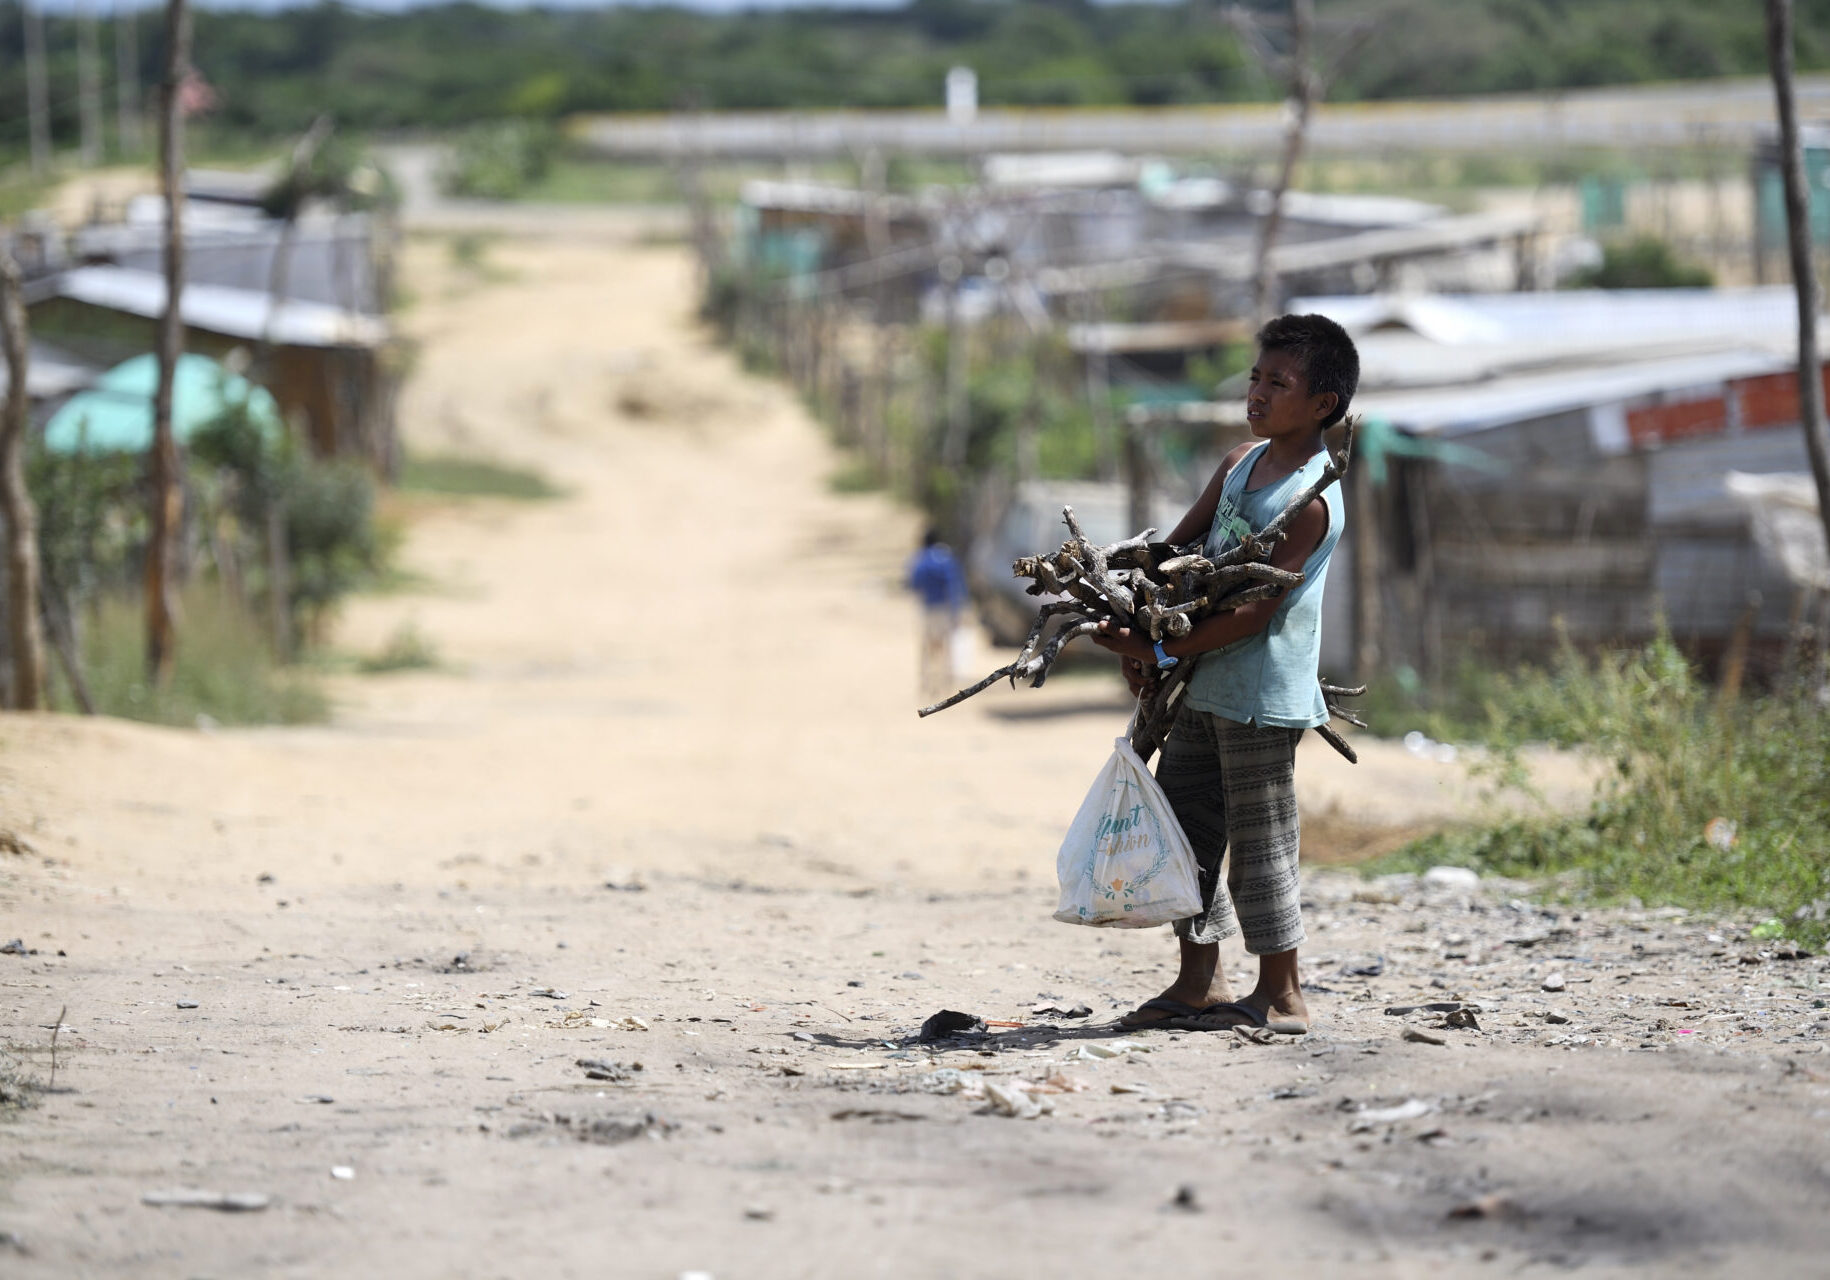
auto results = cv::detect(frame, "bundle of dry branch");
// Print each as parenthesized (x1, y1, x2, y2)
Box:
(919, 422, 1364, 763)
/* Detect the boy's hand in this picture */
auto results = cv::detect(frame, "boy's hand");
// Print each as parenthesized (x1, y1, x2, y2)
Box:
(1092, 619, 1155, 666)
(1120, 656, 1149, 697)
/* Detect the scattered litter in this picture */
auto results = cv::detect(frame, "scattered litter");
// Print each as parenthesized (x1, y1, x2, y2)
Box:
(792, 1031, 819, 1044)
(576, 1058, 643, 1082)
(141, 1189, 270, 1212)
(1704, 818, 1738, 852)
(1170, 1184, 1202, 1213)
(1031, 1001, 1093, 1019)
(1445, 1008, 1482, 1031)
(602, 879, 647, 893)
(1423, 866, 1480, 891)
(918, 1009, 985, 1042)
(1384, 1002, 1467, 1016)
(1448, 1193, 1517, 1220)
(176, 1000, 199, 1010)
(1541, 972, 1567, 992)
(984, 1080, 1053, 1120)
(916, 1068, 976, 1096)
(1403, 731, 1459, 763)
(1109, 1082, 1157, 1096)
(1270, 1085, 1317, 1100)
(1403, 1028, 1447, 1046)
(826, 1062, 889, 1071)
(528, 988, 568, 1000)
(614, 1017, 651, 1032)
(512, 1111, 677, 1145)
(330, 1166, 354, 1181)
(1342, 956, 1386, 978)
(831, 1108, 926, 1123)
(550, 1010, 609, 1030)
(1, 940, 29, 956)
(743, 1206, 775, 1221)
(1544, 1010, 1572, 1026)
(302, 1094, 335, 1104)
(1068, 1039, 1151, 1061)
(1348, 1098, 1434, 1132)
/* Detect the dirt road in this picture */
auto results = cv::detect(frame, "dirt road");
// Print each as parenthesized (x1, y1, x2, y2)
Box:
(3, 234, 1827, 1278)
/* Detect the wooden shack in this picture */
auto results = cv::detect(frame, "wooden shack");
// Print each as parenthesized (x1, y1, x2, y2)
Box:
(26, 266, 399, 474)
(1297, 289, 1823, 678)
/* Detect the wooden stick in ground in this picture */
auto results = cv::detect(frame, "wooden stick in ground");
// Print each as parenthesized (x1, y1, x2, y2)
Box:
(1766, 0, 1830, 557)
(0, 245, 46, 710)
(145, 0, 190, 685)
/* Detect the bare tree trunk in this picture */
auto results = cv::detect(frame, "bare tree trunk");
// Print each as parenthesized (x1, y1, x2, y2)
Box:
(77, 0, 105, 167)
(0, 247, 47, 711)
(1251, 0, 1314, 327)
(145, 0, 189, 685)
(115, 2, 142, 157)
(1768, 0, 1830, 557)
(24, 0, 52, 175)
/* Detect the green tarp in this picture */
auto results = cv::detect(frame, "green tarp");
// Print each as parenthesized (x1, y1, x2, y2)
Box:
(43, 353, 283, 454)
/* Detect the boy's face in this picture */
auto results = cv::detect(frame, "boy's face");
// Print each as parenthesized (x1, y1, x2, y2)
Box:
(1246, 346, 1336, 441)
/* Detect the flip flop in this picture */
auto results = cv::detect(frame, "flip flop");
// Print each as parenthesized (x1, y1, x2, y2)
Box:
(1118, 997, 1207, 1029)
(1178, 1001, 1311, 1036)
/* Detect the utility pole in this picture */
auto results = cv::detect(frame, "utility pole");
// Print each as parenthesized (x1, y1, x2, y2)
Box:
(1767, 0, 1830, 557)
(115, 2, 142, 158)
(146, 0, 190, 684)
(78, 0, 106, 167)
(24, 0, 52, 175)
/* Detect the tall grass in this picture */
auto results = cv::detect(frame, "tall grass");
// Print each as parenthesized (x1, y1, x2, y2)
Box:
(1369, 632, 1830, 948)
(57, 589, 327, 727)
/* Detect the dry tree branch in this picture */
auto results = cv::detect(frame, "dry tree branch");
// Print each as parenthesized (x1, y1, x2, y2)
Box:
(918, 421, 1367, 761)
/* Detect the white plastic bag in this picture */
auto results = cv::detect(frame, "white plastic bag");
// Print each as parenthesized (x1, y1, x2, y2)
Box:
(1054, 737, 1202, 928)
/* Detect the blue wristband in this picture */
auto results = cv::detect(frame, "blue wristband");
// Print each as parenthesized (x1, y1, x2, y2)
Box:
(1152, 640, 1179, 671)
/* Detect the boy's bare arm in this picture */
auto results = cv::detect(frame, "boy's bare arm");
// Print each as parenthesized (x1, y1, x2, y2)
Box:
(1095, 497, 1328, 666)
(1162, 441, 1257, 547)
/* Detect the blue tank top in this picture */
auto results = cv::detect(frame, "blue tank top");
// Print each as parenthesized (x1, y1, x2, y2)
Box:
(1181, 442, 1343, 729)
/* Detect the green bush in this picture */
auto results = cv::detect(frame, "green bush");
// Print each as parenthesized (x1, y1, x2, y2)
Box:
(1369, 633, 1830, 949)
(190, 403, 385, 650)
(1568, 235, 1714, 289)
(439, 122, 561, 200)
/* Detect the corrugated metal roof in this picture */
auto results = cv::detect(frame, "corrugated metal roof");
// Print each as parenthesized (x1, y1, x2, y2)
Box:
(1352, 347, 1792, 438)
(55, 266, 389, 348)
(1293, 288, 1802, 351)
(0, 341, 100, 401)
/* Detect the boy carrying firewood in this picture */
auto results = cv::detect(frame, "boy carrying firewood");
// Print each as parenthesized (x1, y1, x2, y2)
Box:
(1091, 313, 1359, 1036)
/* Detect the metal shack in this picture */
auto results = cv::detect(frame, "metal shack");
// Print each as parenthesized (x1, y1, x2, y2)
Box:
(1294, 289, 1823, 676)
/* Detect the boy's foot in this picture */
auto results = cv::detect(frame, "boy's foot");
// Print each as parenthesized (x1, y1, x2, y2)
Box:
(1118, 985, 1237, 1029)
(1181, 991, 1310, 1036)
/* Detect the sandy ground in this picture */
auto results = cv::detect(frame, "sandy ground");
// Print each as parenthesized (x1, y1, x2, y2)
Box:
(3, 232, 1828, 1278)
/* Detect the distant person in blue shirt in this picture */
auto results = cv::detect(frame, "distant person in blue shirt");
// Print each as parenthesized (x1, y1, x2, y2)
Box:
(907, 528, 967, 699)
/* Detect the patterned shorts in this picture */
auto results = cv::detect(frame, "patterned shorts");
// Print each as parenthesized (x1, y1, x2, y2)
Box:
(1155, 708, 1306, 955)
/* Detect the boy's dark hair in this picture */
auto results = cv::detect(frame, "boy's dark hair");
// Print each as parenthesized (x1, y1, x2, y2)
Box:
(1256, 313, 1359, 429)
(922, 527, 942, 548)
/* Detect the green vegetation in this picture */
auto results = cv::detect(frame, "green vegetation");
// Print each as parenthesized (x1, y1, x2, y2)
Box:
(1567, 235, 1716, 288)
(27, 393, 393, 728)
(57, 588, 328, 726)
(356, 621, 440, 674)
(439, 121, 560, 200)
(1366, 634, 1830, 950)
(5, 0, 1828, 160)
(398, 453, 562, 501)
